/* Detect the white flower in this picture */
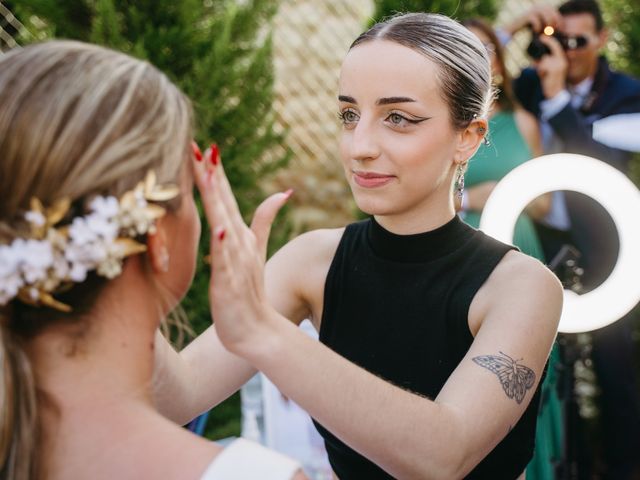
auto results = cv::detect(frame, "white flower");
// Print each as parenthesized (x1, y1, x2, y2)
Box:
(15, 239, 54, 284)
(69, 217, 98, 245)
(0, 244, 23, 306)
(0, 271, 22, 306)
(97, 257, 122, 279)
(68, 262, 88, 283)
(25, 210, 46, 227)
(1, 171, 176, 309)
(0, 244, 19, 277)
(89, 196, 119, 219)
(85, 213, 118, 240)
(65, 240, 108, 281)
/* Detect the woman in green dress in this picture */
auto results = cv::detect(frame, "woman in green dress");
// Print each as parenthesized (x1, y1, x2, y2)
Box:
(464, 18, 562, 480)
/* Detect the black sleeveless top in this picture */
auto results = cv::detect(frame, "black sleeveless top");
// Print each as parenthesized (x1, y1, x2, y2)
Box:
(314, 215, 542, 479)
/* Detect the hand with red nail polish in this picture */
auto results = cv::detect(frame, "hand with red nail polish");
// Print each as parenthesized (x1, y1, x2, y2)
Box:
(193, 153, 293, 350)
(210, 143, 219, 166)
(192, 141, 203, 162)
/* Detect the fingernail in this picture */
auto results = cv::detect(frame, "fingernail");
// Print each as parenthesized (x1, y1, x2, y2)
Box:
(216, 228, 226, 241)
(210, 143, 219, 166)
(192, 141, 203, 162)
(283, 188, 294, 200)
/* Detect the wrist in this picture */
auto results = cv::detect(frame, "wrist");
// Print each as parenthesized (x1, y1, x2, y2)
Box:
(232, 308, 287, 363)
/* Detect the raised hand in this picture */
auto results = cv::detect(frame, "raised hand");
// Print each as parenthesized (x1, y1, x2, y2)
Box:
(536, 34, 568, 99)
(505, 4, 563, 37)
(192, 143, 292, 352)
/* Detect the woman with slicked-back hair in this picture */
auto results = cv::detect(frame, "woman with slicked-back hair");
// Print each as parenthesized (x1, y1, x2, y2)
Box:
(0, 41, 305, 480)
(154, 13, 563, 479)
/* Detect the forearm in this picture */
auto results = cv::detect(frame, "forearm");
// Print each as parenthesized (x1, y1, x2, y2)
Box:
(154, 327, 257, 424)
(238, 315, 471, 479)
(466, 181, 497, 212)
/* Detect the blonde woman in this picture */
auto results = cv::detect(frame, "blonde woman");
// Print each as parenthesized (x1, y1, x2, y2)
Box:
(0, 41, 305, 480)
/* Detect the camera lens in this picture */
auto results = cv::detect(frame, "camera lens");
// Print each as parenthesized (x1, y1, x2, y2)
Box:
(527, 37, 551, 59)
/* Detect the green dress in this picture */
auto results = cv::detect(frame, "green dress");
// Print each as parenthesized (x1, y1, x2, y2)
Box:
(464, 111, 563, 480)
(463, 111, 544, 260)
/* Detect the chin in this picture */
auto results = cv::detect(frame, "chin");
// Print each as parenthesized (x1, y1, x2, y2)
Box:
(353, 195, 395, 217)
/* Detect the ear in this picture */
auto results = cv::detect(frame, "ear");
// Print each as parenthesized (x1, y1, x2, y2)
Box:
(454, 118, 488, 166)
(147, 218, 170, 274)
(596, 28, 608, 50)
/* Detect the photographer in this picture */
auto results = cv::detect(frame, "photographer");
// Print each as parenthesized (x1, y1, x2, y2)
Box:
(504, 1, 640, 478)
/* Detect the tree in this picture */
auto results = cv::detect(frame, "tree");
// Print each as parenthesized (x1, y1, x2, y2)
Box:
(601, 0, 640, 186)
(371, 0, 497, 23)
(14, 0, 289, 440)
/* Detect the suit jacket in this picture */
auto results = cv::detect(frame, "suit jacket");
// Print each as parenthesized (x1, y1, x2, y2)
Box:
(513, 57, 640, 290)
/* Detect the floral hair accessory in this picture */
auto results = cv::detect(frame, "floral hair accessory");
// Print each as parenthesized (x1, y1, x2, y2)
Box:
(0, 171, 179, 313)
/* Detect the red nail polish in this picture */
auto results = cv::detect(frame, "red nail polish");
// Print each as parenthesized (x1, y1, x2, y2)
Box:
(192, 141, 203, 162)
(217, 228, 226, 241)
(210, 143, 219, 166)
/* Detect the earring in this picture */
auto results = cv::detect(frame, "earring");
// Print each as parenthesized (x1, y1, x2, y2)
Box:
(476, 125, 490, 147)
(454, 164, 465, 199)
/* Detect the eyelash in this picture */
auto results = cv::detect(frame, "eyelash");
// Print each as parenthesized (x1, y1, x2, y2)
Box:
(338, 109, 428, 127)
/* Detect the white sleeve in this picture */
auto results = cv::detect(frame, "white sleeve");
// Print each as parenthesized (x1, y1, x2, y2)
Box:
(539, 89, 571, 121)
(199, 438, 303, 480)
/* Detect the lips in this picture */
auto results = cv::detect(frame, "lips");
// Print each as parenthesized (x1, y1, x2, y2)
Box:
(352, 170, 396, 188)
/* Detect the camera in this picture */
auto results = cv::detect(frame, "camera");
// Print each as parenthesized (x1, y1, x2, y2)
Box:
(526, 25, 555, 60)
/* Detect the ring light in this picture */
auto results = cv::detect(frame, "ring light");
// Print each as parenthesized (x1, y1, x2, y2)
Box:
(480, 154, 640, 333)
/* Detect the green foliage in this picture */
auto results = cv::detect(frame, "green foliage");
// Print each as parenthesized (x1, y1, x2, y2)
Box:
(15, 0, 288, 440)
(602, 0, 640, 79)
(371, 0, 497, 23)
(601, 0, 640, 185)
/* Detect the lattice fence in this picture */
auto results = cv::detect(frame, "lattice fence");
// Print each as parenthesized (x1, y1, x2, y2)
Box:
(266, 0, 376, 232)
(0, 2, 32, 52)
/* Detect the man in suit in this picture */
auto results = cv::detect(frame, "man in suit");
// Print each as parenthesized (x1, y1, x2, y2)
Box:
(505, 1, 640, 477)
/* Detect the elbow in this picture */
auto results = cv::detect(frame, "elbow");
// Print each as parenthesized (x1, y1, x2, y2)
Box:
(388, 416, 474, 479)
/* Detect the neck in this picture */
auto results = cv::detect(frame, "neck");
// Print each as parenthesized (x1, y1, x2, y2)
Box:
(374, 195, 456, 235)
(25, 259, 163, 471)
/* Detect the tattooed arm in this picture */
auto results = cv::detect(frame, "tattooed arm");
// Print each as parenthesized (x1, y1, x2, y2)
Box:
(433, 250, 561, 474)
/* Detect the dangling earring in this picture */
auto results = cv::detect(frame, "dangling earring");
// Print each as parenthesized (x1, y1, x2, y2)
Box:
(454, 164, 465, 199)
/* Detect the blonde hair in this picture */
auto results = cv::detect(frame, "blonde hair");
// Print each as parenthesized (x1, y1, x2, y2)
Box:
(0, 40, 193, 480)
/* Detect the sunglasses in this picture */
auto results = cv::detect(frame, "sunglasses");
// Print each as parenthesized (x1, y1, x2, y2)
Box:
(554, 33, 590, 51)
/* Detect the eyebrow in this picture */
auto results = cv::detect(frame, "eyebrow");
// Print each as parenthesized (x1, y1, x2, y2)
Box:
(338, 95, 417, 105)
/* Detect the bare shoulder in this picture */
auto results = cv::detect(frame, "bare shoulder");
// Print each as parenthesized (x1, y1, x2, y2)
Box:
(270, 227, 345, 268)
(266, 227, 345, 326)
(470, 250, 563, 335)
(491, 250, 562, 300)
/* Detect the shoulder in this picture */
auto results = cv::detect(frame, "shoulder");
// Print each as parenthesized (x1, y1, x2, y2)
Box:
(271, 227, 345, 267)
(608, 67, 640, 94)
(469, 250, 562, 335)
(513, 108, 541, 155)
(266, 227, 345, 317)
(492, 250, 560, 290)
(200, 438, 301, 480)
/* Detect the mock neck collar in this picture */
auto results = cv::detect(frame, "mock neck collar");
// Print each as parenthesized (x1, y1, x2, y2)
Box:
(366, 215, 474, 263)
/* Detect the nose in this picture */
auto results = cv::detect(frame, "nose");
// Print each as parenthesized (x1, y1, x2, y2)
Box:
(348, 119, 380, 162)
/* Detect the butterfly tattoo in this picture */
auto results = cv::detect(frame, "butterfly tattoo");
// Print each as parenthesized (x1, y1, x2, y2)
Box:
(472, 352, 536, 404)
